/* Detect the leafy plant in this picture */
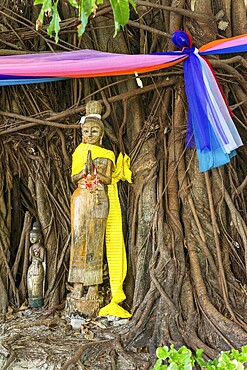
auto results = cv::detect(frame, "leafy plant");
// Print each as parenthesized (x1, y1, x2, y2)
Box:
(153, 344, 247, 369)
(34, 0, 136, 42)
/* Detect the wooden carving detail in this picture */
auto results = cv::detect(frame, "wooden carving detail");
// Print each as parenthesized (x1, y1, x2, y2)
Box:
(27, 221, 45, 308)
(66, 101, 113, 318)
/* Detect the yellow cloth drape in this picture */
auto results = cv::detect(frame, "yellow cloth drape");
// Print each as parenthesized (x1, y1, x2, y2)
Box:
(71, 143, 132, 318)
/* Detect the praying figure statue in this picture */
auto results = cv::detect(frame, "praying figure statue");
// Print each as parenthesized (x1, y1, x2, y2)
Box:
(67, 100, 132, 319)
(27, 221, 45, 308)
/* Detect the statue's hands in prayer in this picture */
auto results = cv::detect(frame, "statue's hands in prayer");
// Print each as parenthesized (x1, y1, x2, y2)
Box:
(86, 150, 94, 175)
(81, 150, 97, 184)
(86, 173, 95, 181)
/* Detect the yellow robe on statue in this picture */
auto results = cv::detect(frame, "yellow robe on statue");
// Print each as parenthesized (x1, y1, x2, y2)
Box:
(71, 143, 132, 318)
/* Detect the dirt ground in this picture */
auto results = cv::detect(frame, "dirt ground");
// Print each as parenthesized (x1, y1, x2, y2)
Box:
(0, 306, 150, 370)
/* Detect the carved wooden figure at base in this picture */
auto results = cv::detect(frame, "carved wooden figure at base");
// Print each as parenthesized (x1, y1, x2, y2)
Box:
(67, 101, 112, 317)
(27, 221, 45, 308)
(66, 100, 132, 320)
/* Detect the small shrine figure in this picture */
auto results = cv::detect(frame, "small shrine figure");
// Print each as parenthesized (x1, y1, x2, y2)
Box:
(66, 100, 132, 319)
(27, 221, 45, 308)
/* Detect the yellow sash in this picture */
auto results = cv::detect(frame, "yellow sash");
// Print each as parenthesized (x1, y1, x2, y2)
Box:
(71, 143, 132, 318)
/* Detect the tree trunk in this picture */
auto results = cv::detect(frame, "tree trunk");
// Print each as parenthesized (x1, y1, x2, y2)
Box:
(0, 0, 246, 366)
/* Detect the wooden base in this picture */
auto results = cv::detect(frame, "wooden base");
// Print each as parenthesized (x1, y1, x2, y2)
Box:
(65, 294, 103, 318)
(28, 297, 44, 308)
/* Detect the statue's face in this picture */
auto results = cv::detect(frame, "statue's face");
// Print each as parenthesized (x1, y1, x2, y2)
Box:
(81, 121, 103, 146)
(30, 232, 40, 244)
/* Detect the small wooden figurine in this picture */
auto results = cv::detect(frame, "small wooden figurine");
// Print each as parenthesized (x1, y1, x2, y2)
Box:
(27, 221, 45, 308)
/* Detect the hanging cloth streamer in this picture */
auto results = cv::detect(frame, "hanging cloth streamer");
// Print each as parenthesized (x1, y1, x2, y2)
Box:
(0, 31, 246, 171)
(172, 30, 243, 172)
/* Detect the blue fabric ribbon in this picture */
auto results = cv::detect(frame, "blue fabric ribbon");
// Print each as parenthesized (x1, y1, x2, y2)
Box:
(156, 30, 243, 172)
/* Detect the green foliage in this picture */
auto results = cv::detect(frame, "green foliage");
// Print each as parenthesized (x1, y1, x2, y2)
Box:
(110, 0, 129, 37)
(47, 0, 60, 43)
(34, 0, 136, 42)
(153, 345, 247, 370)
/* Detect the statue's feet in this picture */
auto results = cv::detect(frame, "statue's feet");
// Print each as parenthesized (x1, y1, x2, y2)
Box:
(86, 285, 99, 300)
(71, 283, 84, 299)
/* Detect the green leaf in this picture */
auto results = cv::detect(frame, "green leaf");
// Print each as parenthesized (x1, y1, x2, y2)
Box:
(178, 353, 191, 364)
(231, 360, 244, 370)
(167, 363, 179, 370)
(238, 354, 247, 362)
(35, 0, 52, 28)
(110, 0, 130, 36)
(34, 0, 135, 39)
(210, 357, 219, 366)
(184, 366, 192, 370)
(196, 357, 207, 367)
(196, 348, 204, 358)
(178, 346, 191, 354)
(78, 0, 96, 36)
(177, 347, 192, 365)
(67, 0, 80, 7)
(113, 20, 121, 37)
(129, 0, 137, 12)
(47, 1, 61, 43)
(153, 358, 163, 370)
(157, 346, 169, 360)
(152, 345, 247, 370)
(111, 0, 130, 24)
(34, 0, 45, 4)
(206, 365, 217, 370)
(169, 351, 180, 363)
(231, 349, 240, 360)
(218, 363, 235, 370)
(242, 346, 247, 355)
(38, 0, 52, 12)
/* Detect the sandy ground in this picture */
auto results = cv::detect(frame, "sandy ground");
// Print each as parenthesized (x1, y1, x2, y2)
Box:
(0, 307, 149, 370)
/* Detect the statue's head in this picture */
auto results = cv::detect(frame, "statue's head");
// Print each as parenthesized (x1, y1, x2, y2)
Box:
(80, 101, 104, 146)
(30, 221, 42, 244)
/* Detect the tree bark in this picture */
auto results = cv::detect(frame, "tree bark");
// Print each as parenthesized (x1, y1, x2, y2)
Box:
(0, 1, 246, 366)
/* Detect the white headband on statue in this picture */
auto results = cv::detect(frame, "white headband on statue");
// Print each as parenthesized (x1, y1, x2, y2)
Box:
(79, 113, 102, 124)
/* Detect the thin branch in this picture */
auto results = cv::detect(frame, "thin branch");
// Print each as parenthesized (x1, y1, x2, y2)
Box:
(234, 175, 247, 196)
(0, 78, 178, 135)
(135, 0, 214, 22)
(127, 20, 170, 37)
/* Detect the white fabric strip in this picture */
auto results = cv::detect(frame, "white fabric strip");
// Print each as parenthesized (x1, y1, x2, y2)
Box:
(79, 113, 102, 124)
(198, 54, 243, 153)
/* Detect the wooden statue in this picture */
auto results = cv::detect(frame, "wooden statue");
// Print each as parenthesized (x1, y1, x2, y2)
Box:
(27, 221, 45, 308)
(66, 100, 132, 320)
(67, 101, 113, 317)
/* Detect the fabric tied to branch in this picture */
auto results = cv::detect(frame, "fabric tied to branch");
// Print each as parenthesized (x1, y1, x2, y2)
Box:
(0, 31, 246, 171)
(179, 41, 243, 172)
(154, 30, 244, 172)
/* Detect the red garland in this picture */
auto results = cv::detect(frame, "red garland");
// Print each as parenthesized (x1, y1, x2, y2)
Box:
(83, 165, 99, 192)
